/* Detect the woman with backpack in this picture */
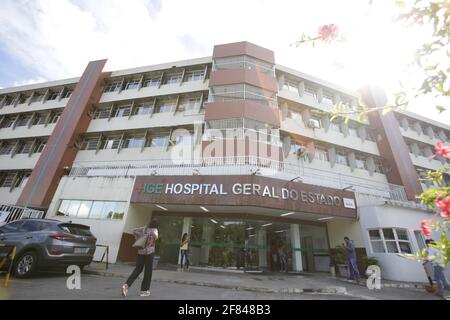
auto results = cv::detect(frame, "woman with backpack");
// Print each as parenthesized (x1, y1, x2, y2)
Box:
(122, 219, 159, 297)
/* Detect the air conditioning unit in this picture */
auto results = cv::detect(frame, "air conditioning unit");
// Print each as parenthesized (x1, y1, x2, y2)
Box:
(296, 146, 307, 157)
(307, 119, 320, 129)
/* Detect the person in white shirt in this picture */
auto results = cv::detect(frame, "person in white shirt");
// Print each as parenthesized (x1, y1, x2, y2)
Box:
(425, 239, 450, 298)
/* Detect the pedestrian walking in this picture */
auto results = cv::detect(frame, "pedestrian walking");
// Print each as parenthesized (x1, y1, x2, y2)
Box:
(180, 233, 190, 271)
(121, 219, 159, 297)
(344, 236, 360, 283)
(425, 239, 450, 298)
(278, 241, 288, 273)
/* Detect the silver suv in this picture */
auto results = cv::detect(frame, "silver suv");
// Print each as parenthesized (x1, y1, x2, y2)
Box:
(0, 219, 97, 278)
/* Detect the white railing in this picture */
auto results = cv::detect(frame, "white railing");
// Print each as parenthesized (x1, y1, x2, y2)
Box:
(203, 128, 282, 147)
(69, 156, 408, 202)
(210, 92, 278, 108)
(0, 204, 45, 224)
(213, 60, 275, 76)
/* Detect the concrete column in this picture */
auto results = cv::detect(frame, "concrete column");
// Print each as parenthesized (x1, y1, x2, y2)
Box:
(298, 81, 305, 97)
(302, 109, 311, 127)
(321, 114, 330, 132)
(413, 122, 423, 135)
(410, 142, 420, 157)
(277, 73, 285, 91)
(357, 126, 367, 143)
(328, 147, 336, 168)
(290, 224, 303, 272)
(340, 122, 349, 137)
(257, 228, 267, 270)
(348, 151, 356, 172)
(316, 87, 323, 103)
(400, 118, 409, 131)
(282, 135, 292, 158)
(425, 126, 434, 139)
(333, 94, 341, 105)
(200, 222, 214, 265)
(367, 156, 375, 176)
(178, 217, 192, 265)
(280, 102, 288, 121)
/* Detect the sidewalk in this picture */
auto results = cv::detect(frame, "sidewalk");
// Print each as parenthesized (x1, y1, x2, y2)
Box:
(84, 262, 432, 296)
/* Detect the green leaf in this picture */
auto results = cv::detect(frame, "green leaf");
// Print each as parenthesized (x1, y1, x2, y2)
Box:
(382, 107, 393, 115)
(436, 105, 446, 114)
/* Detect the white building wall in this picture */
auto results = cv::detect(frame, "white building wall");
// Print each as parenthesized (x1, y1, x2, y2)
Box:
(0, 186, 23, 205)
(46, 176, 136, 263)
(358, 204, 450, 282)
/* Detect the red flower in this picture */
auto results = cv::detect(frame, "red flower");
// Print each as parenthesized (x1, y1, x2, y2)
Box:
(420, 220, 432, 237)
(430, 141, 450, 159)
(318, 24, 339, 42)
(435, 194, 450, 219)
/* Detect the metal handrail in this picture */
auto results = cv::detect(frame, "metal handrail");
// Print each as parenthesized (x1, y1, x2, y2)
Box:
(69, 156, 408, 201)
(0, 244, 16, 288)
(95, 244, 109, 270)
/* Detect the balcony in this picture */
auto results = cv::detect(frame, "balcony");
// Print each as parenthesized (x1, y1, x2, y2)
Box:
(69, 155, 407, 202)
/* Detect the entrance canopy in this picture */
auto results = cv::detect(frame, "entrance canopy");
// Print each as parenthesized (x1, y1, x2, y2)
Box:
(131, 175, 357, 220)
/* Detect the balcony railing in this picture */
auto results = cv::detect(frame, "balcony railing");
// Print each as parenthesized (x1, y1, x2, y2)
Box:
(69, 156, 408, 202)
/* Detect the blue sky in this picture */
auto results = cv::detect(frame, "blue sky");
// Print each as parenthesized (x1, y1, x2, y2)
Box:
(0, 0, 448, 124)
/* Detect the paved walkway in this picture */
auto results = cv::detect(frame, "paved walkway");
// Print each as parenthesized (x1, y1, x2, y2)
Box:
(84, 262, 441, 298)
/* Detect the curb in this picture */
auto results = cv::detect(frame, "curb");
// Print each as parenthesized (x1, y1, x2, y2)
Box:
(84, 269, 347, 295)
(336, 278, 426, 290)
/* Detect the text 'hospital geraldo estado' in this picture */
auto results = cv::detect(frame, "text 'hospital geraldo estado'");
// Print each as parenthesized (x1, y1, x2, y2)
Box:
(0, 41, 449, 282)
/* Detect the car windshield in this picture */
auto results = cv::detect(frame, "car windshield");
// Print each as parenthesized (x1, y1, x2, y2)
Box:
(0, 221, 24, 233)
(58, 224, 93, 237)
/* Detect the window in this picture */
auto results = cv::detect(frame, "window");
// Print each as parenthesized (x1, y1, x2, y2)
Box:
(89, 201, 105, 219)
(67, 200, 81, 217)
(20, 221, 49, 232)
(49, 111, 62, 124)
(368, 228, 413, 254)
(355, 155, 367, 170)
(330, 122, 342, 133)
(373, 158, 384, 174)
(322, 91, 334, 105)
(16, 173, 30, 188)
(61, 89, 73, 99)
(94, 107, 112, 119)
(0, 220, 24, 233)
(113, 106, 132, 118)
(0, 143, 14, 155)
(304, 85, 316, 98)
(34, 140, 46, 153)
(4, 96, 15, 106)
(104, 82, 122, 93)
(314, 147, 329, 162)
(18, 95, 29, 104)
(82, 138, 100, 151)
(184, 70, 204, 82)
(32, 114, 48, 126)
(132, 103, 153, 116)
(178, 97, 201, 112)
(18, 141, 34, 154)
(287, 109, 302, 121)
(149, 135, 169, 147)
(56, 200, 125, 220)
(283, 80, 299, 94)
(164, 73, 183, 85)
(16, 115, 32, 127)
(102, 136, 121, 150)
(123, 136, 145, 149)
(0, 173, 16, 187)
(155, 100, 175, 113)
(77, 201, 93, 218)
(369, 229, 385, 253)
(348, 126, 359, 138)
(414, 230, 426, 253)
(336, 150, 348, 166)
(124, 79, 140, 90)
(47, 91, 60, 101)
(0, 117, 14, 129)
(142, 78, 160, 88)
(57, 200, 70, 216)
(171, 134, 193, 146)
(30, 93, 43, 103)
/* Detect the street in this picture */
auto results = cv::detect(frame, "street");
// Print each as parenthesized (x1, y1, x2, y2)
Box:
(0, 271, 442, 300)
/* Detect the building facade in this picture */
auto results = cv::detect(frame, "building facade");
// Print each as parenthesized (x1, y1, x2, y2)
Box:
(0, 42, 449, 282)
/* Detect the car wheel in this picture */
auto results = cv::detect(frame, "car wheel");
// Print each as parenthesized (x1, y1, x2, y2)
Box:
(14, 251, 38, 278)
